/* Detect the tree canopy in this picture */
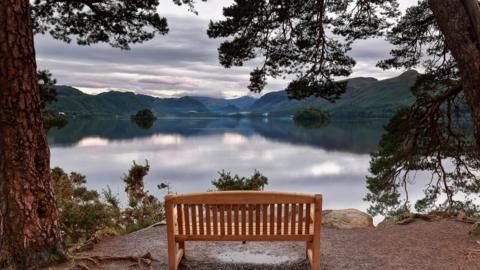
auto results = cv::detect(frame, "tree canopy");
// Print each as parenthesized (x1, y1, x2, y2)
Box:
(31, 0, 201, 49)
(207, 0, 480, 216)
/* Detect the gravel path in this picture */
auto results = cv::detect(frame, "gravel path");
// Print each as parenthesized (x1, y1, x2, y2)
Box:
(57, 220, 480, 270)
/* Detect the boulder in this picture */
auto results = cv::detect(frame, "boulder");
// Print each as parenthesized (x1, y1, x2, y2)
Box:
(322, 209, 374, 229)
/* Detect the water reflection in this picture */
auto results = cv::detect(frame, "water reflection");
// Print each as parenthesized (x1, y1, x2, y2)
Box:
(48, 118, 386, 153)
(48, 118, 391, 216)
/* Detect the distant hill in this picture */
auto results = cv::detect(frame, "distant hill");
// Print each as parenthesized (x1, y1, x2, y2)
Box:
(190, 96, 256, 113)
(50, 88, 209, 117)
(249, 70, 418, 117)
(48, 70, 419, 118)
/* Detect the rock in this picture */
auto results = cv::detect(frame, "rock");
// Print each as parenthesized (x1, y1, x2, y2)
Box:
(322, 209, 374, 229)
(457, 211, 466, 221)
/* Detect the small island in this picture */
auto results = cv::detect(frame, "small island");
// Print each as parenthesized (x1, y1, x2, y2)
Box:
(293, 107, 331, 128)
(130, 108, 157, 129)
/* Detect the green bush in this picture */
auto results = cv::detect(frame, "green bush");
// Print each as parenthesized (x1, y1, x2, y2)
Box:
(121, 160, 164, 233)
(212, 170, 268, 191)
(52, 160, 165, 245)
(51, 168, 116, 244)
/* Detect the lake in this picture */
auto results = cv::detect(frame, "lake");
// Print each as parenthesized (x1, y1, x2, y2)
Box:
(47, 117, 405, 220)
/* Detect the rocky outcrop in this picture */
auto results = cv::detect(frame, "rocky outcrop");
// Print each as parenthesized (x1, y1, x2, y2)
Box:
(322, 209, 374, 229)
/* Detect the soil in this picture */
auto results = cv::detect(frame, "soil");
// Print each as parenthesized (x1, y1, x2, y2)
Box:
(54, 220, 480, 270)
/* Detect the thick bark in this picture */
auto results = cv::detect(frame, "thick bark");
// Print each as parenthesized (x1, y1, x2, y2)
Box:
(430, 0, 480, 152)
(0, 0, 65, 269)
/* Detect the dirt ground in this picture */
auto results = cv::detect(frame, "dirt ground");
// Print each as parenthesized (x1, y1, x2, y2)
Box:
(56, 220, 480, 270)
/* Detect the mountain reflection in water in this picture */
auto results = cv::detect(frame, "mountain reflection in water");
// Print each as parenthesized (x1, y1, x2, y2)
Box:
(48, 118, 403, 219)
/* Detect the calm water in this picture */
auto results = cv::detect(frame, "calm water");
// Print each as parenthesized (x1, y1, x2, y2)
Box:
(47, 118, 405, 217)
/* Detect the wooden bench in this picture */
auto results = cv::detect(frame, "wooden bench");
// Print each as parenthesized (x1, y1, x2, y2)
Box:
(165, 191, 322, 270)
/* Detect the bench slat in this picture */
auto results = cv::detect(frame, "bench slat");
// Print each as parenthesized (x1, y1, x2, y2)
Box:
(255, 205, 261, 235)
(175, 234, 313, 242)
(269, 204, 275, 235)
(226, 205, 232, 235)
(305, 204, 311, 234)
(191, 205, 197, 235)
(176, 223, 312, 233)
(234, 205, 239, 235)
(205, 204, 211, 235)
(262, 204, 268, 235)
(198, 205, 204, 235)
(248, 205, 254, 235)
(276, 204, 282, 235)
(168, 191, 315, 204)
(184, 204, 190, 235)
(290, 203, 297, 235)
(212, 205, 218, 235)
(298, 203, 304, 235)
(219, 205, 225, 236)
(241, 205, 246, 236)
(177, 204, 184, 235)
(283, 203, 289, 235)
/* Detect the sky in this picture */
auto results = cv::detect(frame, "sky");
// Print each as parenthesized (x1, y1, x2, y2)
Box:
(35, 0, 419, 99)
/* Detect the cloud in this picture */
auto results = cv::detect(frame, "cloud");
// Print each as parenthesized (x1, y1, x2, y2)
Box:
(34, 0, 417, 98)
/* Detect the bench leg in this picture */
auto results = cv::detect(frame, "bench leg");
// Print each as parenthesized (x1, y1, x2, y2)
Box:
(311, 194, 322, 270)
(306, 241, 312, 259)
(168, 240, 178, 270)
(311, 239, 320, 270)
(166, 199, 181, 270)
(179, 241, 186, 257)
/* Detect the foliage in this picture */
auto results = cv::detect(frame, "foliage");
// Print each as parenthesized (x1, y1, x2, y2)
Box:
(365, 109, 480, 218)
(43, 112, 68, 131)
(207, 0, 480, 218)
(471, 223, 480, 236)
(52, 160, 165, 245)
(122, 161, 164, 233)
(207, 0, 399, 100)
(31, 0, 201, 50)
(38, 70, 70, 131)
(38, 70, 57, 109)
(131, 109, 157, 121)
(362, 1, 480, 216)
(212, 170, 268, 191)
(293, 107, 330, 128)
(130, 109, 157, 129)
(51, 167, 116, 244)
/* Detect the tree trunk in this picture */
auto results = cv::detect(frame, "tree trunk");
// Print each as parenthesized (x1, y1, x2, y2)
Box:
(0, 0, 65, 269)
(430, 0, 480, 152)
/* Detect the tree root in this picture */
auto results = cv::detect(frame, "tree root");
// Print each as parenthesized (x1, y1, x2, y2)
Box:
(396, 213, 433, 225)
(465, 248, 480, 267)
(69, 252, 157, 270)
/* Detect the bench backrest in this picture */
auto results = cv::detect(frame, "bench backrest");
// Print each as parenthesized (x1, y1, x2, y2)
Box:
(165, 191, 322, 238)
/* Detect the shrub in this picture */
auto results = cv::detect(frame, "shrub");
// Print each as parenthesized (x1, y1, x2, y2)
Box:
(212, 170, 268, 191)
(51, 168, 116, 244)
(121, 160, 164, 233)
(52, 160, 165, 244)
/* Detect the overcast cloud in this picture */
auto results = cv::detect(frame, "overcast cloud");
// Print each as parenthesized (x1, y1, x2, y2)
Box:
(34, 0, 419, 98)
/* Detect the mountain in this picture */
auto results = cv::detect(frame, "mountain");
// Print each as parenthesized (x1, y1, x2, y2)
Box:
(190, 96, 256, 113)
(50, 88, 209, 117)
(249, 70, 418, 117)
(49, 70, 419, 118)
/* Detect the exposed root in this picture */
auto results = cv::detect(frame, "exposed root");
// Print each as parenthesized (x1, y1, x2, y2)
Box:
(69, 252, 156, 270)
(465, 248, 480, 266)
(396, 213, 433, 225)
